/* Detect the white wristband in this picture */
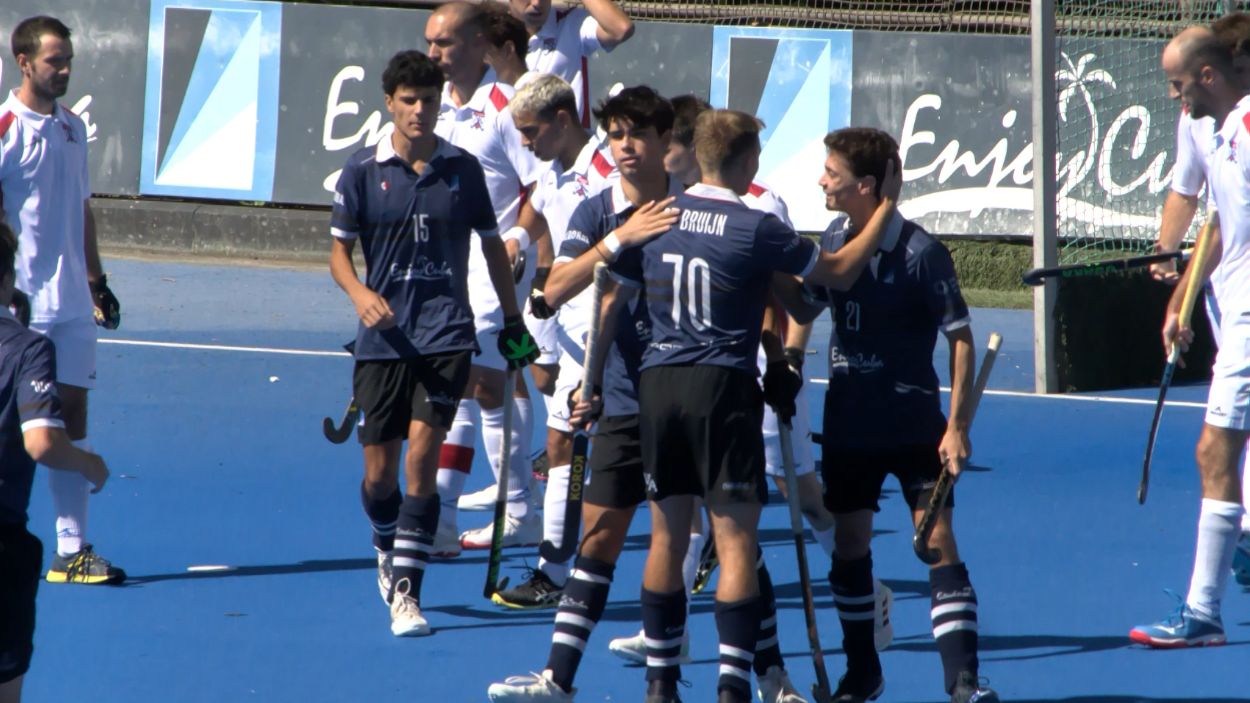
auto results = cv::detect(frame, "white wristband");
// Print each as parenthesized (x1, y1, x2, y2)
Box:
(503, 226, 531, 251)
(601, 231, 623, 261)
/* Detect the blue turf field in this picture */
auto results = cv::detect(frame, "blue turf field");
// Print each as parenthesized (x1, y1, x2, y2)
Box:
(20, 257, 1250, 702)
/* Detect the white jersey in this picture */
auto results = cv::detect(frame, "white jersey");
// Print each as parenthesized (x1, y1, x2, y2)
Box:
(1173, 109, 1217, 197)
(0, 92, 92, 325)
(1205, 96, 1250, 319)
(746, 182, 795, 374)
(526, 8, 604, 127)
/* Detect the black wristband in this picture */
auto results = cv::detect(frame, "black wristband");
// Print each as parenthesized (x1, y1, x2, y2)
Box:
(504, 314, 523, 327)
(533, 266, 551, 288)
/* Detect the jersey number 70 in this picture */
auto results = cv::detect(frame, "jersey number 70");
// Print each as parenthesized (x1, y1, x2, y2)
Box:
(662, 253, 712, 330)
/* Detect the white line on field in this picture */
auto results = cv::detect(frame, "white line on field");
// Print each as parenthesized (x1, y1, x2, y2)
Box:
(99, 339, 351, 357)
(809, 378, 1206, 408)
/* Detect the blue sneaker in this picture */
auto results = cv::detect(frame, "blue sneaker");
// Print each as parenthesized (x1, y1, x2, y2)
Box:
(1233, 532, 1250, 587)
(1129, 596, 1226, 648)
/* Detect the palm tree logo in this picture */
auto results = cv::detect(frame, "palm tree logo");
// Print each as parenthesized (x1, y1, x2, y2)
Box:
(1056, 51, 1116, 198)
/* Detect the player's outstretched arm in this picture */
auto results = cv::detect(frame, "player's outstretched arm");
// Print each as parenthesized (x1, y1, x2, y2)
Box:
(25, 425, 109, 493)
(584, 0, 635, 48)
(330, 237, 395, 329)
(804, 159, 902, 291)
(1153, 191, 1199, 283)
(545, 197, 679, 307)
(940, 325, 976, 480)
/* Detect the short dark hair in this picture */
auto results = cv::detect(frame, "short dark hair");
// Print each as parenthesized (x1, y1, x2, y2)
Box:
(0, 220, 17, 282)
(11, 15, 70, 60)
(823, 127, 900, 199)
(482, 4, 528, 62)
(593, 85, 674, 135)
(1213, 12, 1250, 59)
(382, 50, 444, 95)
(670, 94, 712, 147)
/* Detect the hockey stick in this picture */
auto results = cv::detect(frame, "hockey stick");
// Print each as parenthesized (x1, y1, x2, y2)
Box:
(484, 372, 517, 599)
(1021, 250, 1187, 286)
(777, 419, 833, 703)
(322, 396, 360, 444)
(539, 262, 610, 563)
(913, 331, 1001, 565)
(1140, 208, 1219, 505)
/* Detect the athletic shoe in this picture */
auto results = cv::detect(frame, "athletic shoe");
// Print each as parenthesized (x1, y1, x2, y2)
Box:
(487, 669, 574, 702)
(644, 679, 683, 703)
(757, 665, 807, 703)
(433, 516, 462, 558)
(1129, 599, 1225, 648)
(459, 484, 500, 511)
(376, 549, 393, 604)
(950, 671, 999, 703)
(460, 512, 542, 550)
(608, 628, 693, 665)
(45, 545, 126, 585)
(691, 538, 718, 594)
(390, 578, 430, 637)
(492, 568, 563, 609)
(874, 580, 894, 651)
(1233, 531, 1250, 587)
(832, 670, 884, 703)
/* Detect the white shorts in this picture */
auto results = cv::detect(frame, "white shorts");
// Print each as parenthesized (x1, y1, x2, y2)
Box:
(1206, 313, 1250, 430)
(29, 316, 97, 389)
(468, 238, 533, 372)
(547, 352, 585, 433)
(762, 379, 815, 478)
(527, 304, 560, 367)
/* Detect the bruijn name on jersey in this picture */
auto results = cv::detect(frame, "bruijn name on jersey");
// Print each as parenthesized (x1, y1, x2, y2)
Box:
(610, 183, 817, 375)
(331, 136, 498, 361)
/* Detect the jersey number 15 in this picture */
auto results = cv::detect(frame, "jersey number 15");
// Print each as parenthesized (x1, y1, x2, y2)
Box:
(414, 214, 430, 243)
(662, 253, 712, 331)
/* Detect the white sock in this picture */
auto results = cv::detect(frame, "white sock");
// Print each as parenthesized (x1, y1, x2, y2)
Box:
(812, 524, 835, 558)
(538, 464, 572, 584)
(1241, 443, 1250, 532)
(482, 402, 529, 518)
(1185, 498, 1244, 621)
(50, 437, 93, 555)
(436, 400, 478, 524)
(683, 532, 706, 594)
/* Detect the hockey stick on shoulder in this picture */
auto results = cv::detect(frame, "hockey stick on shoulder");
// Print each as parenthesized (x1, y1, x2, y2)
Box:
(778, 420, 833, 703)
(539, 262, 610, 563)
(323, 397, 360, 444)
(1140, 207, 1219, 505)
(913, 331, 1001, 565)
(484, 372, 517, 599)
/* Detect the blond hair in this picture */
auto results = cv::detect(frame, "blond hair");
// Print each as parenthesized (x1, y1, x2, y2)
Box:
(693, 109, 762, 177)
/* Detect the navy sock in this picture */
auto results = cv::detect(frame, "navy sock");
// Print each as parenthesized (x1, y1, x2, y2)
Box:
(830, 552, 880, 676)
(930, 562, 979, 693)
(393, 494, 439, 604)
(360, 482, 401, 552)
(641, 587, 687, 683)
(546, 556, 615, 692)
(715, 596, 761, 700)
(754, 551, 783, 675)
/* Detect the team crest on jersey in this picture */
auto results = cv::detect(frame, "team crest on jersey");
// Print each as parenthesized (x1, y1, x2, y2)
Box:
(471, 109, 486, 130)
(573, 174, 590, 198)
(30, 379, 52, 394)
(381, 181, 389, 191)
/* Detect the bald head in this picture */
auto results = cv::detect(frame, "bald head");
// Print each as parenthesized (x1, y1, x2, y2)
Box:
(1162, 24, 1243, 121)
(431, 2, 485, 36)
(1167, 25, 1234, 76)
(425, 1, 488, 88)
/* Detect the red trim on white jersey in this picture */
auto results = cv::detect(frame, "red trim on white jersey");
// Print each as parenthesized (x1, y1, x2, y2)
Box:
(591, 150, 613, 178)
(489, 85, 510, 112)
(747, 182, 767, 197)
(0, 112, 14, 139)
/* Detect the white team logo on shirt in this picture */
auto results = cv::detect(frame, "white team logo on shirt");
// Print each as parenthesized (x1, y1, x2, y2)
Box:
(30, 379, 52, 394)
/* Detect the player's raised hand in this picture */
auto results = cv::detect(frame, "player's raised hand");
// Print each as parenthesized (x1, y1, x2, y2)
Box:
(352, 288, 396, 329)
(938, 428, 970, 481)
(614, 197, 680, 247)
(878, 157, 903, 203)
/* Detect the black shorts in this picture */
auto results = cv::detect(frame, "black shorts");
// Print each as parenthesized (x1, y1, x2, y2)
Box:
(353, 351, 472, 444)
(0, 524, 41, 684)
(585, 414, 645, 509)
(639, 365, 766, 506)
(820, 443, 955, 514)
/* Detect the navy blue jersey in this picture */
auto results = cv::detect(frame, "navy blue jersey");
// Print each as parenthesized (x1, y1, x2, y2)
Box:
(810, 212, 971, 449)
(611, 184, 818, 374)
(332, 137, 498, 360)
(558, 178, 685, 417)
(0, 312, 63, 524)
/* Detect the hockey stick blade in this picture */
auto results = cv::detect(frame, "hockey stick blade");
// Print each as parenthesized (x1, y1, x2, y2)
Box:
(1021, 251, 1184, 286)
(322, 397, 360, 444)
(913, 332, 1001, 565)
(484, 374, 516, 600)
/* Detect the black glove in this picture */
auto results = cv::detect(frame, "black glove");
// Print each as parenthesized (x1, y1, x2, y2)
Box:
(9, 289, 30, 327)
(762, 359, 802, 422)
(498, 315, 539, 369)
(783, 346, 805, 372)
(529, 266, 557, 319)
(91, 275, 121, 329)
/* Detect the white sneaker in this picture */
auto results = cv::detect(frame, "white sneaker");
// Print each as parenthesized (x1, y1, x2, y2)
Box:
(460, 512, 542, 550)
(376, 549, 393, 604)
(389, 579, 430, 637)
(607, 628, 692, 665)
(756, 664, 807, 703)
(433, 516, 462, 558)
(874, 580, 894, 651)
(458, 484, 499, 511)
(487, 669, 575, 702)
